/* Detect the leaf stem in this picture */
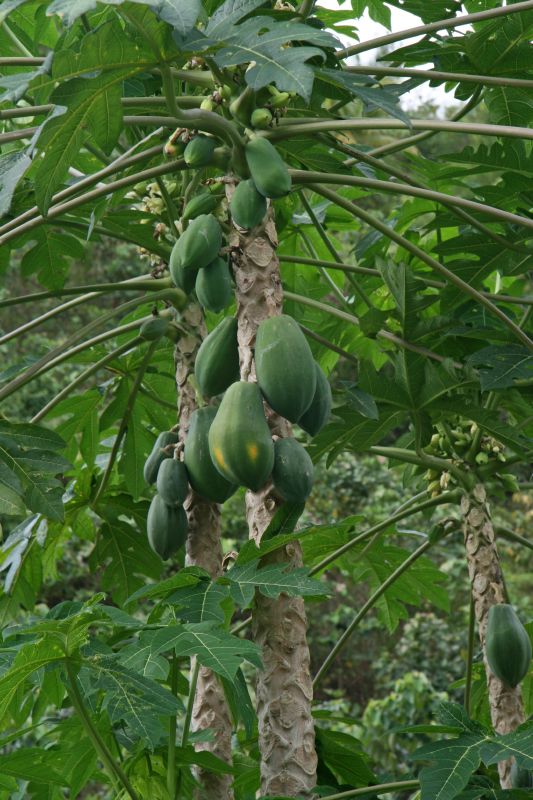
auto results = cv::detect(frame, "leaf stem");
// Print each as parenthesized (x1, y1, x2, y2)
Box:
(464, 595, 476, 716)
(345, 64, 533, 90)
(0, 127, 37, 144)
(299, 323, 358, 365)
(66, 661, 140, 800)
(31, 336, 144, 423)
(0, 277, 171, 309)
(313, 540, 433, 686)
(283, 290, 464, 368)
(310, 491, 458, 576)
(292, 170, 533, 233)
(93, 341, 158, 506)
(308, 185, 533, 351)
(280, 254, 533, 306)
(270, 116, 533, 145)
(336, 0, 533, 58)
(325, 781, 420, 799)
(0, 294, 173, 402)
(181, 659, 200, 748)
(167, 653, 179, 800)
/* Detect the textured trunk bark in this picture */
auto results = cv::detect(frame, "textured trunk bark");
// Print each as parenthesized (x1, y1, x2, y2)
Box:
(229, 206, 318, 798)
(461, 484, 525, 789)
(175, 305, 234, 800)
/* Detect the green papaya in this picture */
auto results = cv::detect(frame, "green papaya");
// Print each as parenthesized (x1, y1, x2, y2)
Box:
(156, 458, 189, 506)
(182, 191, 221, 222)
(250, 107, 273, 129)
(195, 317, 240, 398)
(486, 604, 532, 688)
(169, 213, 222, 292)
(195, 257, 233, 314)
(230, 179, 267, 229)
(184, 135, 216, 167)
(298, 362, 332, 436)
(272, 438, 314, 503)
(140, 316, 170, 341)
(208, 381, 274, 491)
(147, 494, 188, 560)
(245, 137, 291, 198)
(255, 314, 316, 423)
(183, 407, 238, 503)
(143, 431, 179, 485)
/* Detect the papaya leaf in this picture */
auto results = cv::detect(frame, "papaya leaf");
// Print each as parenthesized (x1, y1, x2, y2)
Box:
(20, 228, 85, 290)
(150, 622, 262, 681)
(212, 17, 338, 100)
(80, 655, 181, 748)
(415, 734, 485, 800)
(222, 560, 330, 607)
(47, 0, 201, 33)
(0, 151, 31, 218)
(466, 344, 533, 391)
(167, 581, 230, 624)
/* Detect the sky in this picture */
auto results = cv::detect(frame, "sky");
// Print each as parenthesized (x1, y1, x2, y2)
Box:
(318, 0, 460, 112)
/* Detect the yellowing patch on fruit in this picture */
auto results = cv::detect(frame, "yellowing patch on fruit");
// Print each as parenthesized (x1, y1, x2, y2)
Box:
(213, 447, 227, 469)
(246, 443, 259, 461)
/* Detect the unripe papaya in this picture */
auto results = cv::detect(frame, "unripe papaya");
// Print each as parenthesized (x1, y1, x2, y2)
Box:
(182, 191, 220, 222)
(250, 107, 273, 128)
(208, 381, 274, 491)
(298, 362, 332, 436)
(230, 179, 267, 229)
(486, 604, 532, 687)
(184, 135, 216, 167)
(156, 458, 189, 506)
(255, 315, 316, 423)
(195, 257, 233, 314)
(195, 317, 240, 398)
(147, 494, 188, 560)
(140, 316, 170, 341)
(169, 214, 223, 293)
(143, 431, 179, 485)
(272, 438, 314, 503)
(245, 137, 291, 198)
(184, 407, 238, 503)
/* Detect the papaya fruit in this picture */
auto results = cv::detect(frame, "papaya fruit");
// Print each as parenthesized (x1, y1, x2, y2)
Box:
(140, 316, 170, 341)
(485, 604, 532, 687)
(195, 257, 233, 314)
(230, 179, 267, 229)
(147, 494, 188, 560)
(208, 381, 274, 491)
(255, 314, 316, 423)
(195, 317, 240, 398)
(169, 213, 222, 292)
(245, 137, 291, 198)
(183, 407, 238, 503)
(156, 458, 189, 506)
(184, 135, 216, 167)
(272, 438, 314, 503)
(143, 431, 179, 485)
(298, 362, 332, 436)
(250, 108, 273, 129)
(182, 191, 221, 222)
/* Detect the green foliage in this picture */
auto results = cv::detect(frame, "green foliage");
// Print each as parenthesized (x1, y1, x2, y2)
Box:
(1, 0, 533, 797)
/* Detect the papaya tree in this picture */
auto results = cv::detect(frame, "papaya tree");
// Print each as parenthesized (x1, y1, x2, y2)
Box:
(0, 1, 533, 799)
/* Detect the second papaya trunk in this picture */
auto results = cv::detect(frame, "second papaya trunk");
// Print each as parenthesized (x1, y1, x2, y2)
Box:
(175, 305, 234, 800)
(229, 201, 318, 797)
(461, 484, 525, 788)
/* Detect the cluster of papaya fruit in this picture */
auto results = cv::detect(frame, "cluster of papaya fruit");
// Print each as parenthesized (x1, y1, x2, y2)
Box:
(166, 133, 291, 315)
(195, 313, 331, 501)
(143, 432, 189, 560)
(142, 314, 332, 559)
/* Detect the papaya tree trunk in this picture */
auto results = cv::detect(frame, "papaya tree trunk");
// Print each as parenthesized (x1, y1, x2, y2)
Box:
(229, 206, 318, 798)
(461, 484, 525, 788)
(175, 305, 234, 800)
